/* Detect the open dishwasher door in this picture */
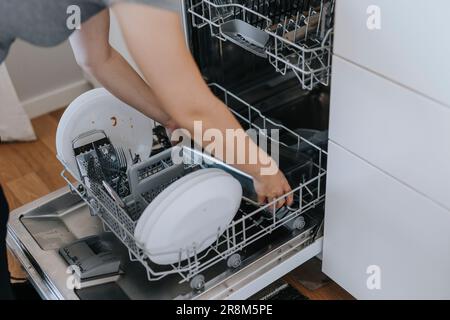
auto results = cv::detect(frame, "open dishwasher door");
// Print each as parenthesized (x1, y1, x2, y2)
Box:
(7, 187, 323, 300)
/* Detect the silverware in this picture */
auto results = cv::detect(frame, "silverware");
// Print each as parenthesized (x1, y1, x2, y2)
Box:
(103, 181, 126, 208)
(283, 13, 320, 42)
(86, 153, 104, 185)
(96, 144, 120, 176)
(129, 149, 141, 164)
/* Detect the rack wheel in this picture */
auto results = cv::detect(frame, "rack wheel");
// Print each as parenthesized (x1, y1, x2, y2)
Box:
(227, 253, 242, 269)
(69, 184, 82, 196)
(190, 275, 205, 291)
(293, 216, 306, 230)
(77, 184, 85, 194)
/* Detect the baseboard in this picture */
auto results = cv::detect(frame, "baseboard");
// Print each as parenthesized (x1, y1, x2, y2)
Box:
(22, 80, 93, 119)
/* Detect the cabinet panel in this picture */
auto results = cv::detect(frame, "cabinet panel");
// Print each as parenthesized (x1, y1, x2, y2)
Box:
(330, 56, 450, 210)
(334, 0, 450, 106)
(323, 142, 450, 299)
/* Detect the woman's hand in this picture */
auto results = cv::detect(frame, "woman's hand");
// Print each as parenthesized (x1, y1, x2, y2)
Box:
(253, 170, 294, 209)
(164, 119, 179, 135)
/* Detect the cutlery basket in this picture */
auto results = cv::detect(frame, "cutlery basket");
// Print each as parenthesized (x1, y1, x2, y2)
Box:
(59, 83, 327, 288)
(188, 0, 335, 90)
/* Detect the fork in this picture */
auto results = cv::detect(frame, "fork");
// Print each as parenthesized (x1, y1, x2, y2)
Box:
(115, 146, 128, 172)
(112, 146, 129, 195)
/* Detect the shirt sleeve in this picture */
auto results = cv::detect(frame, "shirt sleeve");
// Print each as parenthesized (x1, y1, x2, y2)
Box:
(0, 37, 14, 65)
(107, 0, 181, 12)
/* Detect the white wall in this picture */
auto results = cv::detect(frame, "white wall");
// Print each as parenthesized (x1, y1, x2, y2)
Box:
(4, 10, 136, 118)
(5, 40, 91, 118)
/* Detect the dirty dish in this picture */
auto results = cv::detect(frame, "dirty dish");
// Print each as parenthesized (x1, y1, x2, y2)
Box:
(56, 88, 154, 180)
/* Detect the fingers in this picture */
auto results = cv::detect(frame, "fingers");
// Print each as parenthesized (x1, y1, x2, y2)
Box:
(259, 192, 291, 209)
(283, 181, 294, 207)
(257, 194, 266, 205)
(270, 177, 294, 209)
(285, 192, 294, 207)
(268, 189, 287, 209)
(276, 197, 286, 209)
(258, 193, 284, 209)
(254, 172, 294, 209)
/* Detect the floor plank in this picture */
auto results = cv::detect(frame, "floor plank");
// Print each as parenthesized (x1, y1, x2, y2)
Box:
(6, 172, 52, 206)
(49, 108, 66, 122)
(285, 274, 354, 300)
(1, 112, 66, 279)
(0, 144, 34, 184)
(31, 114, 59, 155)
(2, 185, 22, 213)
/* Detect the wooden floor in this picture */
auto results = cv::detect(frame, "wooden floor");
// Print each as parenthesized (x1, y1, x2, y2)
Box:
(0, 109, 353, 300)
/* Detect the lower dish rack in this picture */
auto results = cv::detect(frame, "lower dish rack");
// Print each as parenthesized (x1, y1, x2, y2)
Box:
(58, 83, 327, 289)
(188, 0, 335, 90)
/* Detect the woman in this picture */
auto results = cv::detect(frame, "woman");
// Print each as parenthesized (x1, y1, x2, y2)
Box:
(0, 0, 293, 299)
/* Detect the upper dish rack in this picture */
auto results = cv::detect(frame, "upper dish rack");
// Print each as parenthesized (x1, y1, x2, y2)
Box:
(58, 83, 327, 290)
(188, 0, 335, 90)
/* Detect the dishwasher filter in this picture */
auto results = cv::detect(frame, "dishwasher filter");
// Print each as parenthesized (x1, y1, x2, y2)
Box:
(59, 235, 122, 288)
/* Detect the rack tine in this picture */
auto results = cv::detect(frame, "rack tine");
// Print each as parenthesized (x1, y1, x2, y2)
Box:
(115, 146, 128, 171)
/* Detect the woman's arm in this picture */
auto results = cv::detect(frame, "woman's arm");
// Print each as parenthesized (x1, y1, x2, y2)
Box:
(112, 4, 293, 207)
(69, 9, 177, 129)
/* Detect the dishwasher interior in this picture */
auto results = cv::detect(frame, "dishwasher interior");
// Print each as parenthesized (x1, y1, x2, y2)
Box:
(187, 0, 331, 150)
(7, 0, 335, 300)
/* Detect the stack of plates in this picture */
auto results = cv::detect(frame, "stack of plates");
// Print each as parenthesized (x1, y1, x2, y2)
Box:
(134, 168, 242, 265)
(56, 88, 154, 181)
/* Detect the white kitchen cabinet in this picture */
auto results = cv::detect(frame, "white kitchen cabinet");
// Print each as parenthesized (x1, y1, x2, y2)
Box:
(323, 142, 450, 300)
(329, 56, 450, 210)
(324, 0, 450, 299)
(334, 0, 450, 107)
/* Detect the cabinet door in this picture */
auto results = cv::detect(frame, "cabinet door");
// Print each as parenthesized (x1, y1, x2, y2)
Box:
(330, 56, 450, 211)
(323, 142, 450, 299)
(334, 0, 450, 106)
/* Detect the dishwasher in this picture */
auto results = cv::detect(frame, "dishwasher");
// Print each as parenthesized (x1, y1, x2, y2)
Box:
(7, 0, 335, 300)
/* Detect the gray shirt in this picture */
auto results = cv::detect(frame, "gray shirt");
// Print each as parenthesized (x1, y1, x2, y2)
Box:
(0, 0, 180, 63)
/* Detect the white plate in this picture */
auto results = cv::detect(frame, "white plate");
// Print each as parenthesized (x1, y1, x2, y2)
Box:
(144, 170, 242, 265)
(56, 88, 154, 180)
(134, 168, 225, 243)
(134, 168, 217, 243)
